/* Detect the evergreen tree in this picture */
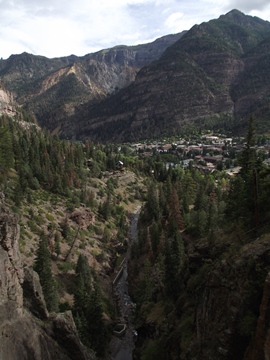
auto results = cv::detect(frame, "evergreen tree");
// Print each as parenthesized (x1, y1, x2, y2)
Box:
(239, 117, 257, 180)
(169, 187, 185, 231)
(226, 117, 263, 231)
(73, 255, 107, 357)
(150, 221, 161, 256)
(54, 232, 61, 258)
(164, 230, 185, 299)
(34, 232, 59, 312)
(74, 254, 92, 310)
(85, 277, 107, 357)
(0, 126, 14, 178)
(145, 183, 160, 222)
(137, 259, 154, 302)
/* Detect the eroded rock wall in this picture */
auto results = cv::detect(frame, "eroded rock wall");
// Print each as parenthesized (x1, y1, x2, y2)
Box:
(0, 82, 16, 116)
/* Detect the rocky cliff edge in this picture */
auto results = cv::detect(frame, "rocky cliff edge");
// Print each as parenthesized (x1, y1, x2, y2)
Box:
(0, 199, 96, 360)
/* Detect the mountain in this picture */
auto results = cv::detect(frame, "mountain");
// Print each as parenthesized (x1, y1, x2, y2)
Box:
(1, 10, 270, 142)
(0, 33, 184, 135)
(64, 9, 270, 142)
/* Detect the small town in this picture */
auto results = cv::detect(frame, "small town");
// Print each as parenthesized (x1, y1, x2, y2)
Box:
(131, 131, 270, 175)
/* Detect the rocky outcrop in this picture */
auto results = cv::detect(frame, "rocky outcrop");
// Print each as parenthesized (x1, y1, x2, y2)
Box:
(0, 82, 16, 116)
(0, 203, 96, 360)
(69, 208, 95, 229)
(22, 268, 49, 320)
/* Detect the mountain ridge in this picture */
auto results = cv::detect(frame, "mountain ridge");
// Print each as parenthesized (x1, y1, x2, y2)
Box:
(1, 10, 270, 141)
(0, 32, 185, 135)
(67, 9, 270, 142)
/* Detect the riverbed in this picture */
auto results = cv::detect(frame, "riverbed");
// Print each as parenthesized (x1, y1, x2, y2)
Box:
(109, 206, 141, 360)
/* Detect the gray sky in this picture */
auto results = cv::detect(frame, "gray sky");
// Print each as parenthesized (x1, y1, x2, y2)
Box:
(1, 0, 270, 59)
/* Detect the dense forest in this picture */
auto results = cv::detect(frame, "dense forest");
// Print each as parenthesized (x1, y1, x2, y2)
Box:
(1, 113, 270, 359)
(128, 118, 270, 359)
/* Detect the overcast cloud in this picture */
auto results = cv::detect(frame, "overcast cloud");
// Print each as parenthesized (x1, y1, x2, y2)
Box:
(1, 0, 270, 59)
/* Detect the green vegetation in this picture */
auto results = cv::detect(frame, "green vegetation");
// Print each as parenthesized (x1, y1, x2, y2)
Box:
(1, 109, 270, 360)
(129, 118, 270, 359)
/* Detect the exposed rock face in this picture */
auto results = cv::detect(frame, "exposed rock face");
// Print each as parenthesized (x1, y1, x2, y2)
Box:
(0, 204, 96, 360)
(22, 268, 49, 320)
(0, 207, 24, 321)
(69, 208, 95, 229)
(0, 82, 16, 116)
(245, 272, 270, 360)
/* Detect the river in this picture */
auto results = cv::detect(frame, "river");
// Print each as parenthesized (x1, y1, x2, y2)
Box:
(109, 205, 141, 360)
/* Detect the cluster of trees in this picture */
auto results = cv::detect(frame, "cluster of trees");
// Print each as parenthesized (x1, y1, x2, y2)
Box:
(132, 118, 270, 302)
(128, 118, 270, 359)
(0, 115, 147, 208)
(132, 165, 227, 302)
(226, 118, 270, 233)
(0, 116, 88, 204)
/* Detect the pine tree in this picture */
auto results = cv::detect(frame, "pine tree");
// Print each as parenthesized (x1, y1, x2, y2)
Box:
(0, 126, 14, 178)
(54, 232, 61, 258)
(34, 232, 59, 312)
(169, 187, 185, 231)
(226, 117, 263, 231)
(137, 259, 154, 302)
(145, 183, 160, 222)
(85, 278, 107, 357)
(74, 254, 92, 311)
(239, 117, 257, 180)
(73, 255, 107, 357)
(164, 230, 185, 299)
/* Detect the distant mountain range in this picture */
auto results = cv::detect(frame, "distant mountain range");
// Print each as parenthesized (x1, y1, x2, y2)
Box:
(1, 9, 270, 142)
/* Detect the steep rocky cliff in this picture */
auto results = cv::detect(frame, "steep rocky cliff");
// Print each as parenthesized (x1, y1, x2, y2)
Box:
(0, 199, 96, 360)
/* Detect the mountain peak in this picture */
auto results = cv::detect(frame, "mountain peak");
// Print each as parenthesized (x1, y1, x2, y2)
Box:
(221, 9, 251, 23)
(221, 8, 270, 26)
(225, 9, 245, 17)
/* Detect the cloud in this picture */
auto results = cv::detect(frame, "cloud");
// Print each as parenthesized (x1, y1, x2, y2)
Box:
(0, 0, 270, 59)
(225, 0, 270, 12)
(165, 12, 184, 31)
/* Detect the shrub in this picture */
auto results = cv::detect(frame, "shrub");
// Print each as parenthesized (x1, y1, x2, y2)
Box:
(46, 213, 54, 221)
(57, 262, 75, 273)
